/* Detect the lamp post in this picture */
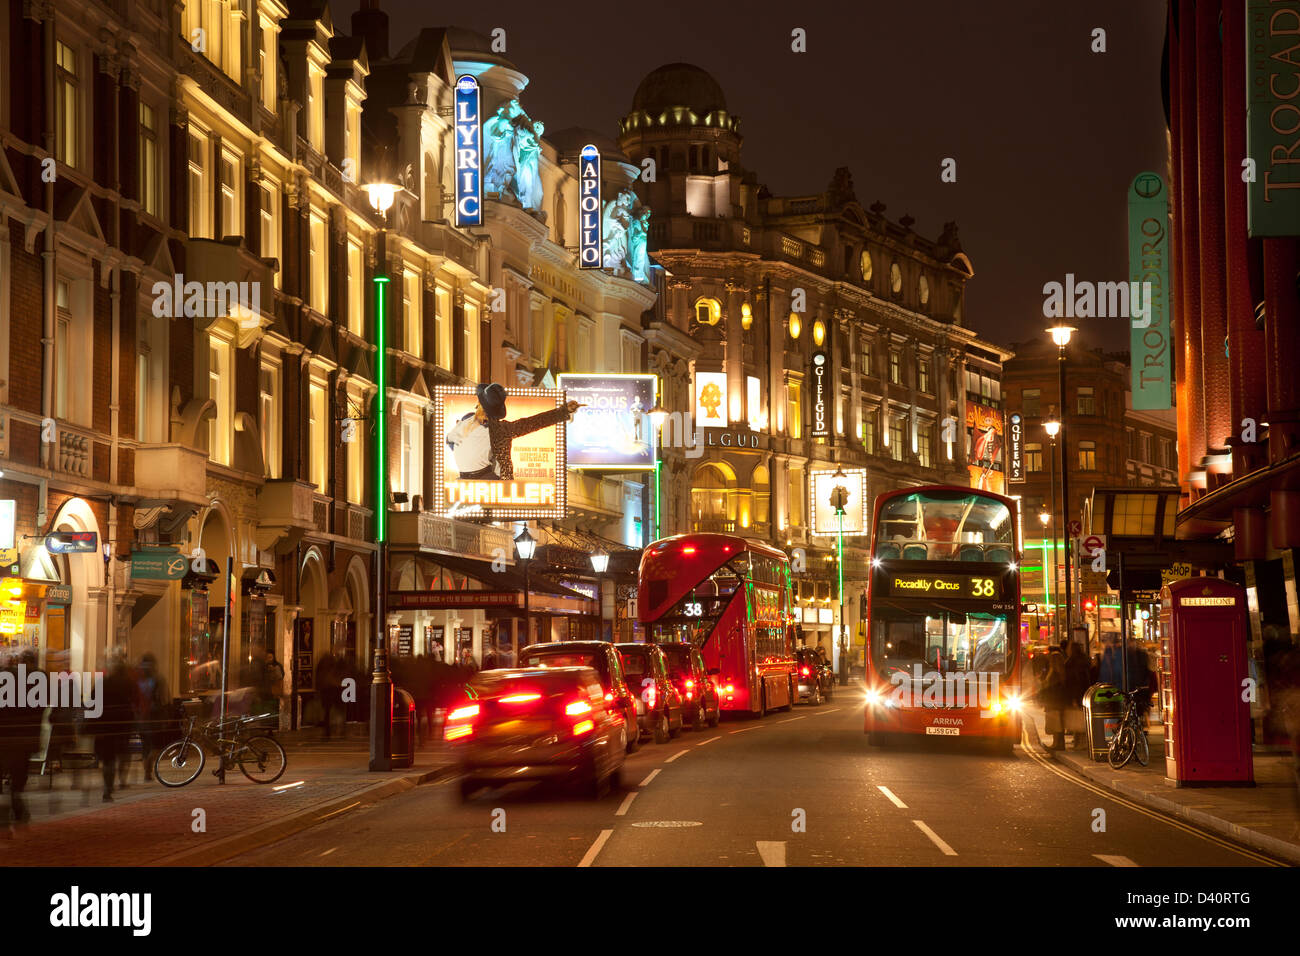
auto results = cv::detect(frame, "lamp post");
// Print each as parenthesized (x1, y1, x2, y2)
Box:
(649, 400, 667, 540)
(590, 549, 610, 640)
(363, 180, 398, 772)
(1043, 416, 1061, 646)
(515, 528, 536, 649)
(1047, 324, 1075, 646)
(829, 467, 849, 685)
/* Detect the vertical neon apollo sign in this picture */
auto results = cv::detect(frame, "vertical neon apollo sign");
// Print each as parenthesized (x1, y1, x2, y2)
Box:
(578, 144, 601, 268)
(454, 75, 482, 227)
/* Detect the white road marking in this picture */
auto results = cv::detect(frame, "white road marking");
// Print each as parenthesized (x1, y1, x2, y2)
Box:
(877, 785, 908, 809)
(695, 736, 720, 747)
(664, 750, 688, 763)
(816, 707, 842, 714)
(913, 820, 957, 856)
(1094, 854, 1139, 867)
(615, 792, 638, 817)
(729, 726, 757, 735)
(776, 716, 807, 724)
(319, 847, 337, 857)
(639, 769, 661, 787)
(756, 841, 787, 867)
(578, 829, 614, 867)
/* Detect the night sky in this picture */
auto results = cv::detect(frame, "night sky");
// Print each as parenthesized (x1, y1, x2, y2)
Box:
(339, 0, 1170, 354)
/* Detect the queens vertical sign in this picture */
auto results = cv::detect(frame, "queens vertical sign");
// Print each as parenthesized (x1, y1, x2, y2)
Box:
(579, 145, 601, 268)
(455, 75, 482, 227)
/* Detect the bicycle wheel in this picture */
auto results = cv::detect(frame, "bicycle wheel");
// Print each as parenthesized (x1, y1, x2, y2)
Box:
(237, 735, 287, 784)
(1107, 724, 1136, 769)
(1134, 728, 1150, 767)
(155, 740, 205, 787)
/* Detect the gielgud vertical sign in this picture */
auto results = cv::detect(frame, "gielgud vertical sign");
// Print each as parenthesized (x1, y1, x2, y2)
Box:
(810, 349, 829, 438)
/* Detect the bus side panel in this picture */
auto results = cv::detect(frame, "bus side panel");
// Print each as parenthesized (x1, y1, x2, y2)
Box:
(699, 606, 757, 714)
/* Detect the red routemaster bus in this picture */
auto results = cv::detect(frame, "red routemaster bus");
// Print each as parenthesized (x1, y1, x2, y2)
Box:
(639, 534, 797, 715)
(863, 486, 1023, 750)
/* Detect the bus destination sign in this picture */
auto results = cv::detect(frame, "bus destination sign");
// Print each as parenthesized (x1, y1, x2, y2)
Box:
(887, 573, 1000, 599)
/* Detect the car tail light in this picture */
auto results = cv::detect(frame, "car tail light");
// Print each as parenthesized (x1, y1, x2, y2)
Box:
(683, 546, 696, 554)
(565, 700, 593, 716)
(499, 693, 541, 705)
(801, 667, 810, 676)
(724, 684, 735, 700)
(685, 679, 694, 689)
(572, 719, 595, 736)
(444, 703, 479, 741)
(645, 684, 656, 709)
(604, 692, 614, 702)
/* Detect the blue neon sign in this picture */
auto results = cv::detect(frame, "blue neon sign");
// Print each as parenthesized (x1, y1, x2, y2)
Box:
(578, 144, 601, 269)
(454, 75, 482, 227)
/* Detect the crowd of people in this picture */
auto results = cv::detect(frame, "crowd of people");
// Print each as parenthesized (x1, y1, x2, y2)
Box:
(1029, 639, 1157, 751)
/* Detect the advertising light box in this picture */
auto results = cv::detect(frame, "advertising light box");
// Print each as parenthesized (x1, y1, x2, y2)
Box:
(434, 386, 567, 519)
(809, 468, 868, 536)
(694, 371, 728, 428)
(556, 374, 656, 470)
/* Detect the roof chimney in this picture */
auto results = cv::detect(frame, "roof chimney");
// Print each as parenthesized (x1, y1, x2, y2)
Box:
(353, 0, 389, 61)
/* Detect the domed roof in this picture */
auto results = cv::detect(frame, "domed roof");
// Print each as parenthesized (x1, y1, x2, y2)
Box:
(631, 63, 727, 116)
(446, 26, 517, 71)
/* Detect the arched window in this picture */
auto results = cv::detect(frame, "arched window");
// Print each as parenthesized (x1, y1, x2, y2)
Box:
(691, 462, 735, 531)
(753, 465, 771, 526)
(694, 297, 721, 326)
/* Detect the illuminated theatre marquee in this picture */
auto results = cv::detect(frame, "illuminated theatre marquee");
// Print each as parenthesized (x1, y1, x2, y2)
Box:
(433, 386, 568, 520)
(578, 145, 601, 269)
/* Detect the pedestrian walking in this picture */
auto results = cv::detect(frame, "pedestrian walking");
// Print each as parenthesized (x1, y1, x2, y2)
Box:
(1037, 647, 1067, 750)
(0, 655, 41, 831)
(133, 653, 169, 782)
(92, 654, 136, 801)
(315, 653, 341, 739)
(1064, 642, 1091, 750)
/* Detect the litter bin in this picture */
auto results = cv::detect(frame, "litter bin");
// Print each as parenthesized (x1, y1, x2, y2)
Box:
(1083, 683, 1125, 762)
(391, 688, 415, 768)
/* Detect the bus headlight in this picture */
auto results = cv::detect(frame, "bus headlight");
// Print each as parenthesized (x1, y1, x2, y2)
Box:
(1005, 694, 1022, 712)
(864, 687, 881, 706)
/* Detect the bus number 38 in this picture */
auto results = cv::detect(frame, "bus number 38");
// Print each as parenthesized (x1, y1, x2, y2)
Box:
(971, 578, 995, 597)
(683, 602, 704, 617)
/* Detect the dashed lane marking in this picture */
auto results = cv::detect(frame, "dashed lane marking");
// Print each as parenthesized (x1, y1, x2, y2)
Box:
(695, 737, 720, 747)
(319, 847, 337, 857)
(664, 750, 688, 763)
(913, 820, 957, 856)
(877, 786, 908, 809)
(1094, 854, 1139, 867)
(615, 792, 638, 817)
(639, 769, 661, 787)
(776, 716, 807, 724)
(577, 829, 614, 867)
(756, 841, 787, 867)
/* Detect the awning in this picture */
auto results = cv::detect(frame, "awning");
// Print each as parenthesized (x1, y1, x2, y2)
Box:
(391, 553, 597, 616)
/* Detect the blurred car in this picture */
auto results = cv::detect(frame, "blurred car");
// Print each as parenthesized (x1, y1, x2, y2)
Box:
(444, 667, 627, 800)
(615, 643, 684, 744)
(517, 641, 640, 753)
(795, 647, 835, 705)
(655, 641, 719, 729)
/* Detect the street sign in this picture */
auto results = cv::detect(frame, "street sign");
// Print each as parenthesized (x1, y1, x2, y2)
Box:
(130, 548, 188, 581)
(45, 531, 98, 554)
(1067, 520, 1082, 537)
(1079, 534, 1106, 559)
(1132, 590, 1160, 603)
(1160, 561, 1192, 586)
(0, 547, 17, 567)
(1081, 569, 1110, 594)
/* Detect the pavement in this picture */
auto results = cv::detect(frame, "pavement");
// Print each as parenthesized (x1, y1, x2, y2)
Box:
(0, 722, 458, 866)
(1021, 704, 1300, 865)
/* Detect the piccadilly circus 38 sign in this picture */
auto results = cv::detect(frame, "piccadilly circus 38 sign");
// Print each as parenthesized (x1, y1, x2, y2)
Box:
(454, 75, 482, 227)
(579, 145, 601, 268)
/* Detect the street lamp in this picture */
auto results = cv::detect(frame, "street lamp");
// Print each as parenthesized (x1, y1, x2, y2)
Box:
(365, 178, 397, 772)
(1046, 323, 1075, 648)
(590, 549, 610, 640)
(829, 466, 849, 685)
(515, 528, 536, 648)
(1043, 417, 1060, 646)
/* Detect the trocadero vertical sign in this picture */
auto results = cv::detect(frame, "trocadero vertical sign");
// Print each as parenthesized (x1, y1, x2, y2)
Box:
(454, 75, 482, 227)
(579, 145, 601, 268)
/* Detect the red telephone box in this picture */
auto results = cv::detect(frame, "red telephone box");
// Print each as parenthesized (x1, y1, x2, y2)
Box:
(1158, 578, 1253, 786)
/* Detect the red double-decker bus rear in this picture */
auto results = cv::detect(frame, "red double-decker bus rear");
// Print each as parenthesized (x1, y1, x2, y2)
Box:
(638, 534, 796, 715)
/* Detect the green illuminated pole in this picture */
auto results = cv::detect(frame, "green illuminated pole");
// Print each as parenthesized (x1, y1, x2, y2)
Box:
(837, 508, 846, 685)
(654, 459, 662, 539)
(369, 258, 393, 772)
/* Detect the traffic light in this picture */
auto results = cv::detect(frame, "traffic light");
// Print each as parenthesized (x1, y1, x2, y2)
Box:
(1083, 598, 1096, 611)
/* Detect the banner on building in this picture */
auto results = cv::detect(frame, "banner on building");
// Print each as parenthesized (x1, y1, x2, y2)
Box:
(810, 350, 829, 437)
(1127, 171, 1172, 410)
(434, 385, 567, 520)
(966, 403, 1005, 494)
(1247, 1, 1300, 236)
(1007, 413, 1025, 483)
(693, 371, 728, 428)
(557, 373, 657, 469)
(454, 75, 482, 227)
(809, 468, 869, 536)
(578, 145, 601, 267)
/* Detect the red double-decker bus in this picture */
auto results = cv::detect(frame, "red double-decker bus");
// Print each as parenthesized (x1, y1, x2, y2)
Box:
(863, 486, 1023, 750)
(639, 534, 797, 715)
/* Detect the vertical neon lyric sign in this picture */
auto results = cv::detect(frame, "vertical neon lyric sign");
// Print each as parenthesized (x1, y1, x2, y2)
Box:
(455, 75, 482, 227)
(579, 144, 601, 268)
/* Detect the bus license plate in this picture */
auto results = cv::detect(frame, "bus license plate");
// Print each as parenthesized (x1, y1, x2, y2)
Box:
(925, 726, 960, 736)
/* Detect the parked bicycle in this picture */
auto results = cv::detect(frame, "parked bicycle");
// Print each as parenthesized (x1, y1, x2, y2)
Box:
(154, 713, 287, 787)
(1106, 688, 1150, 769)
